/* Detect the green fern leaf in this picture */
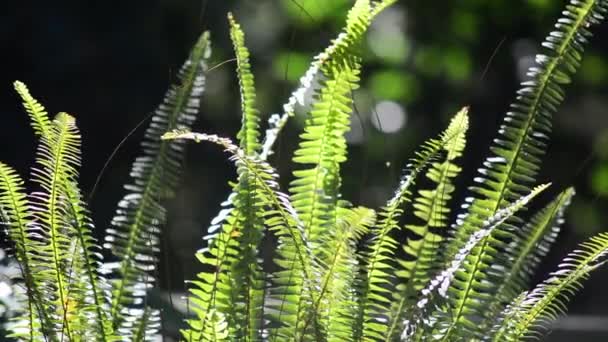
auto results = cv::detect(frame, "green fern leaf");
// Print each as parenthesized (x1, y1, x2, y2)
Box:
(491, 232, 608, 341)
(402, 184, 550, 341)
(13, 81, 52, 138)
(29, 112, 83, 340)
(102, 31, 211, 337)
(0, 163, 52, 340)
(385, 108, 469, 340)
(355, 109, 469, 341)
(162, 131, 317, 341)
(438, 1, 608, 339)
(261, 0, 379, 160)
(479, 187, 574, 332)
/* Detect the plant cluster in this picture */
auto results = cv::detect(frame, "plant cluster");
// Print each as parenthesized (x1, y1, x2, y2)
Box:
(1, 0, 608, 341)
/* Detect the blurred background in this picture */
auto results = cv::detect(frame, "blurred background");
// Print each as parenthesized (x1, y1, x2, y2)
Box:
(1, 0, 608, 340)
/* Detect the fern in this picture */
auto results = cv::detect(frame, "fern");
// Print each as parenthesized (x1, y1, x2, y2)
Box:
(0, 163, 49, 340)
(385, 108, 469, 340)
(102, 31, 211, 338)
(491, 232, 608, 341)
(479, 187, 574, 331)
(355, 108, 469, 341)
(435, 1, 608, 339)
(3, 1, 608, 341)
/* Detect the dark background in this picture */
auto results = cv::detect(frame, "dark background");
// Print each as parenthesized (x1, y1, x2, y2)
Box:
(2, 0, 608, 340)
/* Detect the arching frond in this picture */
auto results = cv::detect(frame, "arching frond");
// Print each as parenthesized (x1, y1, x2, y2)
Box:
(102, 31, 211, 338)
(261, 0, 381, 159)
(401, 184, 550, 341)
(491, 232, 608, 341)
(162, 131, 316, 342)
(354, 109, 469, 341)
(0, 163, 50, 340)
(13, 80, 51, 137)
(438, 1, 608, 339)
(480, 187, 574, 332)
(386, 108, 469, 340)
(318, 205, 375, 342)
(174, 18, 266, 340)
(29, 112, 83, 339)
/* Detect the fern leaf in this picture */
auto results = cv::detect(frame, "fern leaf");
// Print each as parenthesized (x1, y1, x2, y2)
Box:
(13, 81, 52, 137)
(102, 31, 211, 337)
(438, 1, 608, 339)
(479, 187, 574, 332)
(15, 81, 114, 340)
(0, 163, 51, 340)
(355, 110, 469, 341)
(162, 131, 317, 341)
(314, 204, 375, 342)
(401, 184, 550, 341)
(261, 0, 379, 159)
(29, 112, 82, 339)
(490, 232, 608, 341)
(229, 13, 261, 156)
(386, 108, 469, 340)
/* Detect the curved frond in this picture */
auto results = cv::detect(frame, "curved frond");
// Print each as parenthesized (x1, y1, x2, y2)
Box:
(401, 184, 550, 341)
(0, 163, 50, 340)
(316, 205, 375, 342)
(261, 0, 386, 159)
(13, 80, 52, 137)
(29, 112, 83, 339)
(491, 232, 608, 341)
(439, 1, 608, 339)
(102, 31, 211, 337)
(354, 110, 469, 341)
(162, 131, 317, 341)
(386, 108, 469, 340)
(480, 187, 574, 331)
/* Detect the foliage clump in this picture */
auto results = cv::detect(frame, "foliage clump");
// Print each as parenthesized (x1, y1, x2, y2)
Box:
(1, 0, 608, 341)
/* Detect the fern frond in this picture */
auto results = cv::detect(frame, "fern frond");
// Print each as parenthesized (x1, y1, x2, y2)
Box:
(13, 81, 52, 137)
(229, 13, 261, 156)
(15, 81, 114, 340)
(226, 15, 266, 340)
(490, 232, 608, 341)
(29, 112, 83, 339)
(354, 110, 469, 341)
(102, 31, 211, 337)
(439, 1, 608, 339)
(261, 0, 382, 159)
(0, 163, 51, 340)
(386, 108, 468, 340)
(315, 205, 375, 342)
(401, 184, 550, 341)
(162, 131, 317, 341)
(480, 187, 574, 332)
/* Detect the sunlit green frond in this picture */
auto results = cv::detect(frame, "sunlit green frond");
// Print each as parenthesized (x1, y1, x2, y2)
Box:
(315, 205, 375, 342)
(491, 232, 608, 341)
(401, 184, 550, 341)
(102, 31, 211, 338)
(261, 0, 385, 159)
(354, 111, 469, 341)
(386, 108, 469, 340)
(13, 80, 52, 137)
(0, 163, 50, 340)
(162, 131, 317, 341)
(480, 187, 574, 332)
(229, 13, 261, 156)
(15, 81, 114, 340)
(29, 112, 83, 340)
(438, 1, 608, 339)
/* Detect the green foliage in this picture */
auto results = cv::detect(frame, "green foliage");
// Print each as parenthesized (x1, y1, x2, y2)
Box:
(2, 0, 608, 341)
